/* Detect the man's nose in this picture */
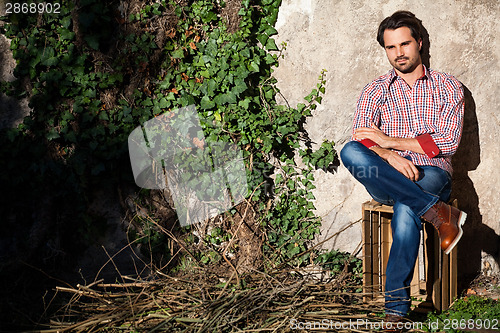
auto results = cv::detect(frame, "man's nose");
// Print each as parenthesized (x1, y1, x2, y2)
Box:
(395, 46, 404, 57)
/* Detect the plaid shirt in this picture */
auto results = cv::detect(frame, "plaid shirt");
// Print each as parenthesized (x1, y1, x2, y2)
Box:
(352, 65, 464, 174)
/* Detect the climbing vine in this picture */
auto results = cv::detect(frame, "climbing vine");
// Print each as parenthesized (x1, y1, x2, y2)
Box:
(0, 0, 338, 268)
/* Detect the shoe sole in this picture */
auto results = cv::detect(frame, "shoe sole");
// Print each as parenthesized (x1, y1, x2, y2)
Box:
(444, 211, 467, 255)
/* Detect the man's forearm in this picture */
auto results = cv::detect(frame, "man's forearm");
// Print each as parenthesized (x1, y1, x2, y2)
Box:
(353, 125, 426, 155)
(385, 137, 425, 155)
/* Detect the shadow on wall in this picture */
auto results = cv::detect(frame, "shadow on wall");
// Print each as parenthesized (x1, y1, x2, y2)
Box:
(419, 17, 499, 293)
(420, 19, 431, 69)
(451, 86, 500, 294)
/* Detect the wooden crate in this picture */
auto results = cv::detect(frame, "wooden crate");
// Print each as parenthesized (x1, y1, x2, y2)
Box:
(362, 200, 458, 312)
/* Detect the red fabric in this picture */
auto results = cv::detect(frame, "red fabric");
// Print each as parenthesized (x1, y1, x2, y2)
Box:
(360, 139, 379, 149)
(416, 133, 440, 158)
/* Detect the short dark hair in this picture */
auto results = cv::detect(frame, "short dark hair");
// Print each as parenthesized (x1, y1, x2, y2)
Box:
(377, 11, 423, 50)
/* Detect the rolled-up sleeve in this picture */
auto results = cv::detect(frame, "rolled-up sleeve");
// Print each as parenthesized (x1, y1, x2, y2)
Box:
(416, 133, 440, 158)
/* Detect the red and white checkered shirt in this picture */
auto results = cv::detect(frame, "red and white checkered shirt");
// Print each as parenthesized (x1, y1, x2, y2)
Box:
(352, 65, 464, 174)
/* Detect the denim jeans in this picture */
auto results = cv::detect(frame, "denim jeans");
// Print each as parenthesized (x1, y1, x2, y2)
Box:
(340, 141, 451, 316)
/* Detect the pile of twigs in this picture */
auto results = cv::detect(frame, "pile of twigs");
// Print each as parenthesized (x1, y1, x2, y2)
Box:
(41, 267, 386, 332)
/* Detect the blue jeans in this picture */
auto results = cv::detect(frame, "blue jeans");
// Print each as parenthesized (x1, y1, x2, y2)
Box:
(340, 141, 451, 316)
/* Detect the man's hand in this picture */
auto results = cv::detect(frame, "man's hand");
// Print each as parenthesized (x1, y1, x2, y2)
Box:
(371, 146, 420, 181)
(353, 123, 393, 148)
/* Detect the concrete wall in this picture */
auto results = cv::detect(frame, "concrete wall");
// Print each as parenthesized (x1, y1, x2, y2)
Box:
(273, 0, 500, 286)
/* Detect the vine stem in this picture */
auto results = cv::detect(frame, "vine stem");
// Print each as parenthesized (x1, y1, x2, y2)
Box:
(219, 180, 266, 293)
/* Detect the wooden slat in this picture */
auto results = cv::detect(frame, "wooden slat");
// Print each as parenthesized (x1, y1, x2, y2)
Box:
(432, 228, 442, 312)
(362, 202, 373, 299)
(410, 257, 420, 296)
(380, 213, 391, 290)
(448, 199, 459, 309)
(423, 223, 434, 303)
(441, 247, 450, 309)
(366, 200, 394, 213)
(418, 229, 426, 290)
(409, 228, 423, 295)
(372, 209, 380, 293)
(450, 245, 458, 304)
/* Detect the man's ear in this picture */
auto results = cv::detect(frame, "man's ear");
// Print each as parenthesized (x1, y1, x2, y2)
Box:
(418, 38, 423, 51)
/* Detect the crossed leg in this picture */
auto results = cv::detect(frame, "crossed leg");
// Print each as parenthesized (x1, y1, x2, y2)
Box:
(340, 141, 451, 316)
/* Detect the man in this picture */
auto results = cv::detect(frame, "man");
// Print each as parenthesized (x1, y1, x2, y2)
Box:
(340, 11, 466, 320)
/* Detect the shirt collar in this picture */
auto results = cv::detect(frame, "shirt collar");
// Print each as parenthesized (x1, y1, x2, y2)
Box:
(388, 64, 429, 83)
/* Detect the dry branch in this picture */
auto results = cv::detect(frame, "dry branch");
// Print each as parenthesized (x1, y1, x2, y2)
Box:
(39, 266, 401, 333)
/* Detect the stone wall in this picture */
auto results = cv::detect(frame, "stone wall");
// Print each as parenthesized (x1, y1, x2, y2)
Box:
(0, 2, 31, 129)
(273, 0, 500, 287)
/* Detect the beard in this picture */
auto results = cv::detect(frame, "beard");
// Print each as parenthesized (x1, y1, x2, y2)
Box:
(391, 56, 421, 74)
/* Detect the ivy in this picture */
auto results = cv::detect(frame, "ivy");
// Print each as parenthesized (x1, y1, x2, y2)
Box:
(0, 0, 338, 269)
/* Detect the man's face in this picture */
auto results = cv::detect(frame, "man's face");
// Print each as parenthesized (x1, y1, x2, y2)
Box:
(383, 27, 422, 74)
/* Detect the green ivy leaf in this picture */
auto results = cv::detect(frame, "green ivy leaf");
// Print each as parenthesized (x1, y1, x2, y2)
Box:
(44, 57, 59, 67)
(59, 28, 75, 41)
(256, 34, 268, 47)
(172, 48, 184, 59)
(248, 61, 259, 72)
(265, 38, 278, 51)
(238, 99, 250, 109)
(46, 129, 60, 140)
(200, 95, 215, 109)
(158, 98, 169, 108)
(264, 26, 278, 36)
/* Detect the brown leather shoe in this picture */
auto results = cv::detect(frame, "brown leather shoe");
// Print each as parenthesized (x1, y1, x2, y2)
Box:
(383, 314, 405, 332)
(421, 201, 466, 254)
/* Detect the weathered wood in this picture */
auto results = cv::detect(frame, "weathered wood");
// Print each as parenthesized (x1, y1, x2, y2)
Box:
(380, 214, 391, 291)
(362, 202, 373, 300)
(372, 209, 380, 293)
(361, 199, 458, 312)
